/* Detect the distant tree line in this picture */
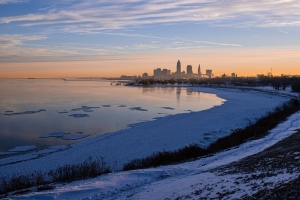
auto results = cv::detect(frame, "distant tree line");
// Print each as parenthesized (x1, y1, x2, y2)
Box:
(134, 76, 300, 92)
(292, 80, 300, 92)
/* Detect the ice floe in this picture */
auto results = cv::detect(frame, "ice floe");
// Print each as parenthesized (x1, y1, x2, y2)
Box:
(71, 106, 100, 112)
(69, 114, 90, 118)
(4, 109, 46, 116)
(161, 107, 175, 110)
(63, 134, 90, 140)
(58, 111, 69, 114)
(129, 107, 148, 111)
(102, 105, 111, 107)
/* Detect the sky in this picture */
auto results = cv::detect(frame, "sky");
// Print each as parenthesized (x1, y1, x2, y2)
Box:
(0, 0, 299, 78)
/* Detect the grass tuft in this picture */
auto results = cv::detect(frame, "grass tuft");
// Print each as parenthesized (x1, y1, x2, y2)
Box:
(48, 156, 111, 183)
(0, 157, 111, 195)
(124, 144, 209, 170)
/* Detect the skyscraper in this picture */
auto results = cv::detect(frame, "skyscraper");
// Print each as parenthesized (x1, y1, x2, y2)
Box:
(206, 70, 212, 78)
(162, 69, 171, 77)
(187, 65, 193, 76)
(153, 68, 162, 78)
(198, 64, 201, 75)
(176, 60, 181, 74)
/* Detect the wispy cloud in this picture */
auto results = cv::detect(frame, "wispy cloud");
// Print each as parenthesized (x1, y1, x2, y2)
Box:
(0, 34, 47, 48)
(0, 34, 138, 63)
(278, 29, 288, 34)
(170, 37, 242, 47)
(0, 0, 27, 4)
(1, 0, 300, 32)
(0, 31, 242, 64)
(132, 43, 159, 50)
(188, 39, 242, 47)
(96, 32, 242, 47)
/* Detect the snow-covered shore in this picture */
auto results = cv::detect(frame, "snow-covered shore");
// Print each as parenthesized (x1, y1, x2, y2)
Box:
(0, 87, 290, 180)
(6, 89, 300, 199)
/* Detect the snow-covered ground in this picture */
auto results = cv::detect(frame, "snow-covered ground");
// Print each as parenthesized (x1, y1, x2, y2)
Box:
(228, 85, 299, 98)
(0, 87, 291, 180)
(7, 103, 300, 199)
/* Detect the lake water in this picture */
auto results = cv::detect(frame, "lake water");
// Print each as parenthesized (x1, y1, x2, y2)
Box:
(0, 78, 224, 152)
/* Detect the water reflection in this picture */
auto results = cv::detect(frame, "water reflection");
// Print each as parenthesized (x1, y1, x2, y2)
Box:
(141, 87, 192, 102)
(142, 87, 176, 94)
(186, 89, 193, 95)
(176, 88, 181, 102)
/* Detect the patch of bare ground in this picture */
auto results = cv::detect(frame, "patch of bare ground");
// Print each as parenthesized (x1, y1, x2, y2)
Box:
(176, 131, 300, 200)
(218, 130, 300, 199)
(220, 130, 300, 175)
(244, 175, 300, 199)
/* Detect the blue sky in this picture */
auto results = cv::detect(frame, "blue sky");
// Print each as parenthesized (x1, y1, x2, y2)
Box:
(0, 0, 299, 77)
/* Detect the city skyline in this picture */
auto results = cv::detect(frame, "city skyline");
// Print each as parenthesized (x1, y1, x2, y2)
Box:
(0, 1, 300, 78)
(147, 60, 213, 80)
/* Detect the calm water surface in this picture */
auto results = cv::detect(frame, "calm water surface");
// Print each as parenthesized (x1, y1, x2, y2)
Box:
(0, 78, 224, 151)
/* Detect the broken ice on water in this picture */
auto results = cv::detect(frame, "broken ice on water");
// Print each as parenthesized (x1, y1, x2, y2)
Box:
(69, 113, 90, 118)
(129, 107, 148, 111)
(4, 109, 46, 116)
(71, 106, 100, 112)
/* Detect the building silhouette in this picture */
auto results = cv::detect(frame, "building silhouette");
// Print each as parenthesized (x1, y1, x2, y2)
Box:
(142, 73, 148, 78)
(176, 60, 181, 74)
(162, 69, 171, 77)
(153, 68, 162, 78)
(206, 70, 212, 78)
(154, 68, 171, 78)
(140, 60, 211, 80)
(187, 65, 193, 77)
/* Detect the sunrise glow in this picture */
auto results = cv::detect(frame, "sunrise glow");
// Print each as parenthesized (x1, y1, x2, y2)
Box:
(0, 1, 299, 78)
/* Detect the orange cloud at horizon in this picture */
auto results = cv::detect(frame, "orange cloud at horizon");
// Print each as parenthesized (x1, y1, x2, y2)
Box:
(0, 47, 299, 78)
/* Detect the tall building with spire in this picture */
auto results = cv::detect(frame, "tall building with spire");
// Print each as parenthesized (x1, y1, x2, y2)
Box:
(198, 64, 201, 75)
(176, 60, 181, 74)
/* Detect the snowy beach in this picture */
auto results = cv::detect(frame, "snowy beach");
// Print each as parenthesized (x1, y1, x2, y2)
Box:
(0, 87, 290, 181)
(11, 109, 300, 199)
